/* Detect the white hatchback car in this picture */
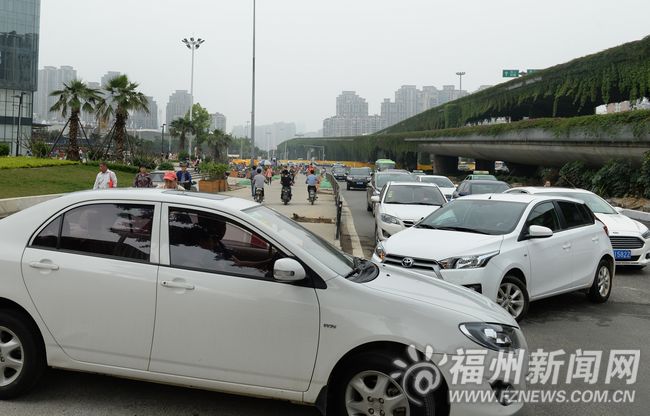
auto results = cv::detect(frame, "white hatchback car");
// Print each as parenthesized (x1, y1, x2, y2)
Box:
(0, 189, 527, 416)
(506, 187, 650, 268)
(372, 182, 446, 242)
(416, 175, 457, 201)
(374, 194, 614, 321)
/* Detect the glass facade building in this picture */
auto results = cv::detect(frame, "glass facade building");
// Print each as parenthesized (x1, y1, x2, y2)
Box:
(0, 0, 40, 155)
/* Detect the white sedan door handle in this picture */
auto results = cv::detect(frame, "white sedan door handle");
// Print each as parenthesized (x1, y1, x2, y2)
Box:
(161, 280, 195, 290)
(591, 237, 599, 242)
(29, 262, 59, 270)
(562, 243, 572, 250)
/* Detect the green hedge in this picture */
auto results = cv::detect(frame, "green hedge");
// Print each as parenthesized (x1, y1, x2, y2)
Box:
(0, 144, 9, 156)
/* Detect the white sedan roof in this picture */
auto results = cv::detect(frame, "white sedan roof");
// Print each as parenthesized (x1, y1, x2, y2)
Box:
(507, 186, 594, 195)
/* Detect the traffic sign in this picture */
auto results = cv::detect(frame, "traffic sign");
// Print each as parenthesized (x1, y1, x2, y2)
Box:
(526, 69, 541, 74)
(502, 69, 520, 78)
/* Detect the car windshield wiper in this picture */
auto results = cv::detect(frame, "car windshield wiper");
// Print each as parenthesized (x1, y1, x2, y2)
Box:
(344, 257, 363, 278)
(415, 223, 437, 229)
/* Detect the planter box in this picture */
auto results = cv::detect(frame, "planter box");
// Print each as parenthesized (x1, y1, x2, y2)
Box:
(200, 179, 228, 193)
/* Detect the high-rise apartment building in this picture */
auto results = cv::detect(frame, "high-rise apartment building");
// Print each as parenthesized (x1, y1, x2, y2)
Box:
(0, 0, 40, 155)
(129, 96, 158, 129)
(336, 91, 368, 117)
(165, 90, 192, 125)
(324, 91, 381, 137)
(210, 112, 227, 132)
(35, 65, 77, 122)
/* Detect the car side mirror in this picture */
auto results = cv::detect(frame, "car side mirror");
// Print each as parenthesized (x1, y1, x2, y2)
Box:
(371, 196, 380, 203)
(273, 258, 306, 282)
(526, 225, 553, 239)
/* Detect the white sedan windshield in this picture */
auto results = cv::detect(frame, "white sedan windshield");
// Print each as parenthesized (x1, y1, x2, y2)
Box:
(418, 200, 527, 235)
(244, 205, 354, 276)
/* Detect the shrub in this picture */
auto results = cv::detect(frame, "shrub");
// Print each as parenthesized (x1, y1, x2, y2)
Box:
(591, 159, 635, 198)
(636, 151, 650, 198)
(178, 150, 190, 161)
(132, 157, 156, 170)
(201, 162, 229, 180)
(557, 161, 595, 189)
(157, 161, 174, 170)
(31, 141, 50, 158)
(0, 143, 9, 156)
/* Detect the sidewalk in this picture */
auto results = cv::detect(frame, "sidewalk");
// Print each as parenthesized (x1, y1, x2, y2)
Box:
(223, 176, 341, 249)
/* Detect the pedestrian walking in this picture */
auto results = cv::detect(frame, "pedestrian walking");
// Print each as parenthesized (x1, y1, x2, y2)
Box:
(133, 165, 153, 188)
(93, 162, 117, 190)
(265, 166, 273, 185)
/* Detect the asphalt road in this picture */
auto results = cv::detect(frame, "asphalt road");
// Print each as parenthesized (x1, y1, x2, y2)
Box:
(1, 186, 648, 416)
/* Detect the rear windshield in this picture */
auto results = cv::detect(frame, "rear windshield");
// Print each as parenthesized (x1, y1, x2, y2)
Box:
(419, 176, 454, 187)
(470, 182, 510, 194)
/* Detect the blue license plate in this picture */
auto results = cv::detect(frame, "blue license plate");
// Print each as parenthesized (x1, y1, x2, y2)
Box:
(357, 182, 364, 185)
(614, 250, 632, 260)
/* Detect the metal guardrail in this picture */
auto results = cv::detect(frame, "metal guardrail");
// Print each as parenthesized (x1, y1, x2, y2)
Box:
(326, 172, 343, 240)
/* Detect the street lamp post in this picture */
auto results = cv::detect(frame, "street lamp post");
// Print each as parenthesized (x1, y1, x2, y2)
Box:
(14, 92, 26, 156)
(455, 71, 466, 98)
(250, 0, 257, 168)
(161, 123, 166, 157)
(182, 36, 205, 158)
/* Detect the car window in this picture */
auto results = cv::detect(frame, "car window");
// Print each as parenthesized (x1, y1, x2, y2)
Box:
(32, 215, 62, 249)
(58, 203, 154, 261)
(384, 185, 446, 206)
(168, 207, 279, 280)
(419, 176, 454, 187)
(557, 201, 592, 228)
(541, 192, 616, 214)
(375, 173, 415, 189)
(526, 202, 561, 231)
(470, 182, 509, 194)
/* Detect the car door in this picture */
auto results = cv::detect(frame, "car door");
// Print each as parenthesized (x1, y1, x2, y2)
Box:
(21, 202, 160, 369)
(556, 201, 601, 288)
(149, 204, 320, 391)
(523, 201, 574, 299)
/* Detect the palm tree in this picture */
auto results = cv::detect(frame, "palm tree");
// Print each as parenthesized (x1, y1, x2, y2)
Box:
(49, 80, 102, 161)
(205, 129, 233, 162)
(95, 74, 149, 160)
(169, 117, 194, 154)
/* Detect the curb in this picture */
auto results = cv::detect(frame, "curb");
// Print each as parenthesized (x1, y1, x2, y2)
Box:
(621, 209, 650, 223)
(340, 195, 365, 258)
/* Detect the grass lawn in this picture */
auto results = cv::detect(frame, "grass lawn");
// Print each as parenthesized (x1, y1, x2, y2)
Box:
(0, 164, 137, 199)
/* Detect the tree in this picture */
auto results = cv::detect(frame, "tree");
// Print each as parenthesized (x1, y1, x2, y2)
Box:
(95, 74, 149, 160)
(49, 80, 102, 161)
(205, 129, 233, 162)
(189, 103, 211, 147)
(169, 117, 194, 153)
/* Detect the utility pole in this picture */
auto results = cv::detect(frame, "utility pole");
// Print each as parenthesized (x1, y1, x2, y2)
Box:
(161, 123, 166, 156)
(182, 37, 205, 157)
(14, 92, 26, 156)
(455, 71, 466, 98)
(250, 0, 257, 167)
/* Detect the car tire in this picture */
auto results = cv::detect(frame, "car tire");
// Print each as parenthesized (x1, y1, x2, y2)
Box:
(497, 276, 529, 322)
(367, 201, 372, 212)
(588, 258, 612, 303)
(347, 184, 350, 191)
(328, 350, 443, 416)
(0, 310, 45, 399)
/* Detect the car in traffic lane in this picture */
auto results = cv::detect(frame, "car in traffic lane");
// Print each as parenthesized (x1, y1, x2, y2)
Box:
(0, 189, 527, 416)
(373, 193, 614, 321)
(372, 181, 446, 242)
(345, 166, 372, 190)
(506, 187, 650, 268)
(453, 179, 510, 199)
(366, 171, 415, 212)
(416, 175, 457, 201)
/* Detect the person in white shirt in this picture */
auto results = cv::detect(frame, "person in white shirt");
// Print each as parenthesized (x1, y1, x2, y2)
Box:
(93, 162, 117, 190)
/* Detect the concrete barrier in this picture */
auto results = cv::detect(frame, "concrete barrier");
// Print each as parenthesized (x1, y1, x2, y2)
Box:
(0, 194, 63, 218)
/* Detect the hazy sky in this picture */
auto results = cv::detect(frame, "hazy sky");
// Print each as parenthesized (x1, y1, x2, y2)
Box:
(40, 0, 650, 132)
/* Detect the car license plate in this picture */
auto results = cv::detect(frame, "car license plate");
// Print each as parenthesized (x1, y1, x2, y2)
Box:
(614, 250, 632, 260)
(357, 181, 364, 185)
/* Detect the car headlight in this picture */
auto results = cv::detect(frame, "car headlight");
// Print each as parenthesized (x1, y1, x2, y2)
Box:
(460, 323, 522, 351)
(642, 229, 650, 240)
(439, 250, 499, 269)
(366, 176, 371, 181)
(375, 242, 386, 261)
(380, 214, 400, 225)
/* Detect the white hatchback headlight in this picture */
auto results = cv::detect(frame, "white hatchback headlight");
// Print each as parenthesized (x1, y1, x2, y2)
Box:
(375, 242, 386, 261)
(380, 213, 400, 225)
(440, 250, 499, 269)
(642, 229, 650, 240)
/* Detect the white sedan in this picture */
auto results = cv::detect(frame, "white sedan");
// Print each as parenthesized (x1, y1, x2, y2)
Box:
(372, 181, 446, 242)
(374, 193, 614, 321)
(416, 175, 457, 201)
(0, 189, 527, 416)
(506, 187, 650, 268)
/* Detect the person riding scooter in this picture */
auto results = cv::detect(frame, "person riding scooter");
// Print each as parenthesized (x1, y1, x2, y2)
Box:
(280, 168, 293, 202)
(305, 168, 320, 200)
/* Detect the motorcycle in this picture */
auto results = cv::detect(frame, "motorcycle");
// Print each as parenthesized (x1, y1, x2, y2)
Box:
(254, 187, 264, 204)
(308, 187, 317, 205)
(281, 186, 292, 205)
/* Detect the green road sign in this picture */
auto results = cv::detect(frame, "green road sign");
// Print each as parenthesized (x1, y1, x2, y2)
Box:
(526, 69, 541, 74)
(502, 69, 520, 77)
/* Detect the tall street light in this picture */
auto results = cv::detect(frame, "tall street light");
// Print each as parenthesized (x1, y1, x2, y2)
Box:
(14, 92, 26, 156)
(182, 36, 205, 157)
(161, 123, 166, 157)
(455, 71, 466, 98)
(250, 0, 257, 168)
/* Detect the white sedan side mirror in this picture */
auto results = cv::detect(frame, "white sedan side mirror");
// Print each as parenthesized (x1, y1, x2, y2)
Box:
(274, 258, 306, 282)
(371, 196, 380, 203)
(527, 225, 553, 239)
(614, 206, 624, 214)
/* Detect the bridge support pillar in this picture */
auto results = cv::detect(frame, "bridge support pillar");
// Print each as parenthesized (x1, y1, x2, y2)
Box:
(431, 154, 458, 175)
(505, 162, 539, 177)
(475, 159, 495, 173)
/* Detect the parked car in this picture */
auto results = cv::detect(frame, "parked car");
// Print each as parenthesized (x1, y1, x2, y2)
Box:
(0, 189, 526, 415)
(372, 182, 446, 242)
(345, 166, 372, 190)
(332, 166, 348, 181)
(506, 187, 650, 268)
(416, 175, 457, 201)
(453, 179, 510, 199)
(366, 171, 415, 212)
(374, 193, 614, 321)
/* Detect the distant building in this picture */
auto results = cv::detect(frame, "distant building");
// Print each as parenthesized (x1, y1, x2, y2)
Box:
(35, 65, 77, 122)
(231, 122, 296, 150)
(336, 91, 369, 118)
(0, 0, 40, 155)
(129, 96, 158, 129)
(166, 90, 192, 125)
(81, 82, 101, 125)
(210, 112, 227, 132)
(323, 91, 381, 137)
